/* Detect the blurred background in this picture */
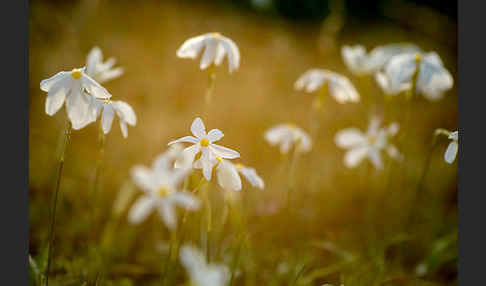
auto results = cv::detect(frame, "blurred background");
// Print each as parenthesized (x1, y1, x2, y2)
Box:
(29, 0, 457, 285)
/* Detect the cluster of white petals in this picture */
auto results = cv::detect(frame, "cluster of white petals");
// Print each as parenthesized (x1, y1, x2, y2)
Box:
(376, 52, 453, 100)
(177, 32, 240, 73)
(128, 148, 200, 230)
(180, 245, 230, 286)
(168, 117, 240, 181)
(444, 131, 458, 164)
(335, 117, 401, 170)
(341, 43, 422, 75)
(264, 123, 312, 154)
(88, 98, 137, 138)
(40, 68, 111, 129)
(85, 46, 124, 83)
(294, 69, 360, 103)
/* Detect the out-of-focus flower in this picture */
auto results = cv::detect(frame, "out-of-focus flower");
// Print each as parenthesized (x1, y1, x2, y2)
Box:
(294, 69, 360, 104)
(128, 155, 200, 229)
(341, 43, 422, 75)
(85, 46, 124, 83)
(335, 117, 401, 169)
(377, 52, 453, 100)
(195, 157, 264, 191)
(264, 123, 312, 154)
(444, 131, 458, 164)
(40, 68, 111, 129)
(90, 98, 136, 138)
(168, 117, 240, 180)
(177, 33, 240, 73)
(180, 244, 230, 286)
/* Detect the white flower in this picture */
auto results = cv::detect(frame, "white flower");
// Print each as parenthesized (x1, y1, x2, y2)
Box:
(264, 123, 312, 154)
(40, 68, 111, 129)
(168, 117, 240, 180)
(89, 98, 136, 138)
(294, 69, 360, 103)
(85, 46, 124, 83)
(335, 117, 401, 169)
(444, 131, 458, 164)
(377, 52, 453, 100)
(195, 157, 264, 191)
(128, 155, 200, 230)
(341, 43, 422, 75)
(180, 244, 230, 286)
(177, 32, 240, 73)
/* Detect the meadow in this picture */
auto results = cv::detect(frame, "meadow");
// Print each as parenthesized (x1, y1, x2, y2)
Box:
(29, 1, 457, 285)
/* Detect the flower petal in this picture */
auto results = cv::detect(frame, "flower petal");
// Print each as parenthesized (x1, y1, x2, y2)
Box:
(101, 103, 115, 134)
(170, 192, 201, 210)
(207, 129, 224, 142)
(239, 167, 264, 189)
(210, 144, 240, 159)
(444, 141, 458, 164)
(176, 35, 206, 59)
(191, 117, 206, 139)
(130, 165, 156, 192)
(45, 81, 69, 116)
(200, 39, 218, 70)
(66, 83, 92, 130)
(216, 160, 242, 191)
(99, 67, 124, 83)
(113, 100, 136, 126)
(201, 147, 215, 180)
(40, 71, 69, 92)
(449, 131, 458, 141)
(86, 46, 102, 77)
(179, 245, 207, 271)
(368, 149, 384, 169)
(119, 121, 128, 138)
(220, 36, 240, 73)
(344, 146, 369, 168)
(335, 128, 366, 148)
(168, 136, 199, 145)
(128, 196, 155, 224)
(81, 74, 111, 99)
(175, 144, 200, 169)
(158, 200, 177, 230)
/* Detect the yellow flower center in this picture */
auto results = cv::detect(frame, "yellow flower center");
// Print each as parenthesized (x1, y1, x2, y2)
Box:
(216, 156, 223, 163)
(200, 138, 210, 147)
(71, 69, 82, 79)
(414, 53, 422, 63)
(235, 163, 243, 170)
(211, 32, 222, 38)
(157, 186, 171, 197)
(368, 135, 377, 144)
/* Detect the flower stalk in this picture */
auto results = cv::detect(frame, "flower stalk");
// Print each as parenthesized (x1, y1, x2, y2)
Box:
(45, 119, 72, 285)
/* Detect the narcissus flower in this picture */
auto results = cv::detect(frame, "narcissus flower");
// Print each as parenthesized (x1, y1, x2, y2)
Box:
(341, 43, 422, 75)
(177, 32, 240, 73)
(40, 67, 111, 128)
(294, 69, 360, 103)
(264, 123, 312, 154)
(180, 244, 230, 286)
(128, 154, 200, 229)
(85, 46, 124, 83)
(377, 52, 453, 100)
(168, 117, 240, 180)
(444, 131, 458, 164)
(90, 98, 137, 138)
(335, 117, 401, 169)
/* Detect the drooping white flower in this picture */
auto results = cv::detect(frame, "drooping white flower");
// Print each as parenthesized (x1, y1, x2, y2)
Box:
(40, 68, 111, 129)
(341, 43, 422, 75)
(377, 52, 453, 100)
(264, 123, 312, 154)
(335, 117, 401, 169)
(444, 131, 458, 164)
(88, 98, 136, 138)
(195, 157, 264, 191)
(180, 244, 230, 286)
(128, 154, 200, 230)
(294, 69, 360, 103)
(177, 32, 240, 73)
(168, 117, 240, 180)
(85, 46, 124, 83)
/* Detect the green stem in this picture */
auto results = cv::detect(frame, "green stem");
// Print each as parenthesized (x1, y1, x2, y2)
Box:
(44, 120, 71, 285)
(203, 65, 216, 118)
(286, 146, 300, 211)
(89, 125, 106, 229)
(162, 229, 178, 286)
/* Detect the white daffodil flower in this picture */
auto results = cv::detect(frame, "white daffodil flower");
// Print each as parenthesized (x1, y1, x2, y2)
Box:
(177, 32, 240, 73)
(88, 98, 137, 138)
(128, 155, 200, 230)
(335, 117, 401, 169)
(264, 123, 312, 154)
(444, 131, 458, 164)
(294, 69, 360, 103)
(195, 157, 264, 191)
(168, 117, 240, 181)
(341, 43, 422, 75)
(40, 67, 111, 128)
(180, 244, 230, 286)
(378, 52, 453, 100)
(85, 46, 124, 83)
(155, 143, 194, 171)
